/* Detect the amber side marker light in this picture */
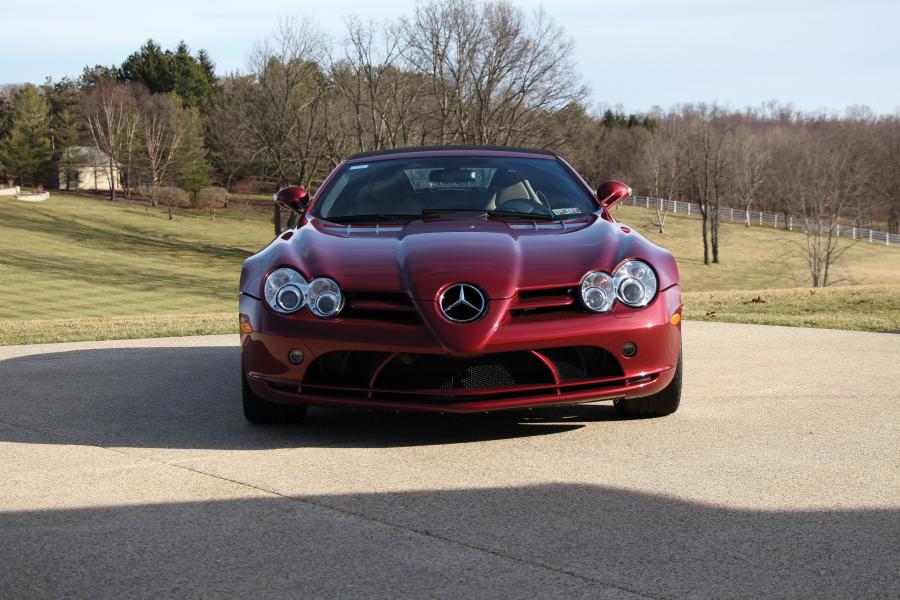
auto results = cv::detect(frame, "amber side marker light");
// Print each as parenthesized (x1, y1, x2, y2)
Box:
(239, 314, 253, 334)
(670, 313, 681, 326)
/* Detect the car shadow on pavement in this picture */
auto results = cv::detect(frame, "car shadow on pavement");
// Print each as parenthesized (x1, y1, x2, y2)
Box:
(0, 346, 634, 450)
(2, 484, 898, 599)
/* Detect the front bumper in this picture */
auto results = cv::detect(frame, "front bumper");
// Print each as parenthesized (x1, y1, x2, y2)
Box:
(240, 285, 682, 413)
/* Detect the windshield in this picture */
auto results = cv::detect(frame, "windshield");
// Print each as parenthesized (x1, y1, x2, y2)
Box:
(311, 156, 597, 221)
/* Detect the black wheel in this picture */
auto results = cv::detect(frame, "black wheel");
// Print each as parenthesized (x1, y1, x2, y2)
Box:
(614, 351, 682, 418)
(242, 369, 307, 424)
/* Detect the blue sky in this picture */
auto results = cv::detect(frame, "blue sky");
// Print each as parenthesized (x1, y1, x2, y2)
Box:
(1, 0, 898, 114)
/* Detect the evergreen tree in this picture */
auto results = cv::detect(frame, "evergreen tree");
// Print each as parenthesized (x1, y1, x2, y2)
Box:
(41, 78, 84, 188)
(55, 109, 82, 189)
(78, 64, 120, 90)
(120, 40, 217, 113)
(174, 108, 212, 199)
(120, 40, 173, 94)
(0, 84, 53, 186)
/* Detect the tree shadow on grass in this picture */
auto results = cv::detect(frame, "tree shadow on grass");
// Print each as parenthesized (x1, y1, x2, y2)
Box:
(1, 484, 897, 599)
(2, 210, 255, 262)
(0, 248, 237, 297)
(0, 346, 623, 450)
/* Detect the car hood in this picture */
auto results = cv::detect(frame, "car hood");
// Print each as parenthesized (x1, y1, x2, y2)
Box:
(240, 214, 677, 353)
(244, 215, 662, 295)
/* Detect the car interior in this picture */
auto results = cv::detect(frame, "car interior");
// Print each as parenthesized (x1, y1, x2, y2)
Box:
(314, 158, 597, 219)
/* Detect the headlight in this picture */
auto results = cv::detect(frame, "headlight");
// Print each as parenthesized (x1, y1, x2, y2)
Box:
(264, 268, 309, 313)
(580, 270, 616, 313)
(307, 277, 343, 318)
(613, 260, 657, 308)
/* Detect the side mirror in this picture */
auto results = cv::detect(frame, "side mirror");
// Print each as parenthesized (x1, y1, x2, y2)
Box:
(274, 185, 309, 214)
(596, 180, 632, 209)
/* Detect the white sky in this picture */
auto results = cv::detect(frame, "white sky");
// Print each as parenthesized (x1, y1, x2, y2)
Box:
(1, 0, 898, 114)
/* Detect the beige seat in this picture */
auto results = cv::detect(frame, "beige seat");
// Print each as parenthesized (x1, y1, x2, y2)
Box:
(487, 181, 531, 210)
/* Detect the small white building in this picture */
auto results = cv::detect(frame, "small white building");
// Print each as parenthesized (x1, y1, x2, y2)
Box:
(58, 146, 122, 191)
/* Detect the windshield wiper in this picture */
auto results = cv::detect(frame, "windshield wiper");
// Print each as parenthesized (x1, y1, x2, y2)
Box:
(421, 207, 558, 221)
(486, 209, 557, 221)
(324, 213, 419, 224)
(421, 208, 487, 216)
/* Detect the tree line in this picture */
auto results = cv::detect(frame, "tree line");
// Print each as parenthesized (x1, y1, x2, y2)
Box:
(0, 0, 898, 286)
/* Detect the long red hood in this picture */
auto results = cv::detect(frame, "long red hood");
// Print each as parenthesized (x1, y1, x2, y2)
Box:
(242, 215, 676, 297)
(240, 214, 678, 354)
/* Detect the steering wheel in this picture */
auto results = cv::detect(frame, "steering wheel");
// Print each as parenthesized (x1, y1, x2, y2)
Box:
(497, 198, 546, 214)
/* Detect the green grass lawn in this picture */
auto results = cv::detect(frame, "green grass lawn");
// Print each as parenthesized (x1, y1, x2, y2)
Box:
(1, 194, 898, 345)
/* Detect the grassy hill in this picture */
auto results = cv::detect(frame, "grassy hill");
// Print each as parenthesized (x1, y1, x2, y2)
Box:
(1, 194, 898, 344)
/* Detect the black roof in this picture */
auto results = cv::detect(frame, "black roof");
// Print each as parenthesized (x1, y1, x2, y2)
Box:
(347, 145, 558, 160)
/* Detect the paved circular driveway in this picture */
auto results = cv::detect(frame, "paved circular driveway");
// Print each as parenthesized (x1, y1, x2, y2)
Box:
(1, 321, 898, 599)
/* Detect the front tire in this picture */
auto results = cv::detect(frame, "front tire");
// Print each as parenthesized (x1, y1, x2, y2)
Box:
(614, 351, 682, 418)
(242, 370, 308, 424)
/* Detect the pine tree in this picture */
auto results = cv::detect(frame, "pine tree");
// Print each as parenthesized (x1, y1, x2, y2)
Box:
(120, 40, 218, 113)
(0, 84, 53, 187)
(174, 108, 212, 201)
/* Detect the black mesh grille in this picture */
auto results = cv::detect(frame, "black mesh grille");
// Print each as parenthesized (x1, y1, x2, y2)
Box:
(301, 346, 624, 403)
(303, 350, 389, 398)
(375, 352, 551, 398)
(539, 346, 623, 381)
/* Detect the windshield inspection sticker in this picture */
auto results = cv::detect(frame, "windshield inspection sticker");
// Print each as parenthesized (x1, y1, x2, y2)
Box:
(552, 207, 582, 216)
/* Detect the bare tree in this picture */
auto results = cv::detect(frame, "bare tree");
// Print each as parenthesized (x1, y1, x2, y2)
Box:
(330, 16, 423, 152)
(139, 92, 185, 207)
(239, 16, 329, 234)
(796, 131, 862, 287)
(401, 0, 586, 147)
(679, 105, 732, 264)
(872, 117, 900, 234)
(81, 80, 138, 201)
(206, 76, 259, 190)
(732, 128, 769, 227)
(639, 125, 680, 233)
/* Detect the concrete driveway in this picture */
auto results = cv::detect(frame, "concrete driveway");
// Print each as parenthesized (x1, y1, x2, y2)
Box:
(1, 321, 898, 599)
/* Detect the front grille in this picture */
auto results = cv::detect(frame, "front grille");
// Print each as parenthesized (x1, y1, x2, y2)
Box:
(303, 350, 390, 398)
(540, 346, 623, 381)
(509, 286, 581, 317)
(342, 291, 420, 324)
(375, 352, 551, 400)
(301, 346, 623, 404)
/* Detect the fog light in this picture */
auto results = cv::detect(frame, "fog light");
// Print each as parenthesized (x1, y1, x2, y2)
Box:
(288, 349, 304, 364)
(621, 342, 637, 357)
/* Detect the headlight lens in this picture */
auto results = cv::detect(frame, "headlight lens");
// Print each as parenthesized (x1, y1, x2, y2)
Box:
(265, 268, 309, 313)
(580, 271, 616, 313)
(307, 277, 343, 318)
(613, 260, 657, 308)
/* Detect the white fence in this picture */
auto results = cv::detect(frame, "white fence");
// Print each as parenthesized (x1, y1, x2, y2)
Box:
(623, 195, 900, 246)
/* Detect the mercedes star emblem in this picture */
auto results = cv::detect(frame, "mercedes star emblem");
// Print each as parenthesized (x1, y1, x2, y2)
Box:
(438, 283, 487, 323)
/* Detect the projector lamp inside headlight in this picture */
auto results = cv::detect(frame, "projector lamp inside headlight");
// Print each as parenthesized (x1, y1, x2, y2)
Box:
(613, 260, 657, 308)
(307, 277, 343, 318)
(264, 268, 309, 314)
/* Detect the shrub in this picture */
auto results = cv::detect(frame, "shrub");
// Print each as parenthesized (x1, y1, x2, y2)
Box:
(157, 186, 189, 220)
(196, 186, 229, 220)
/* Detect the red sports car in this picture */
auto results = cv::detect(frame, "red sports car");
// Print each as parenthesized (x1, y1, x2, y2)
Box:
(239, 146, 682, 423)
